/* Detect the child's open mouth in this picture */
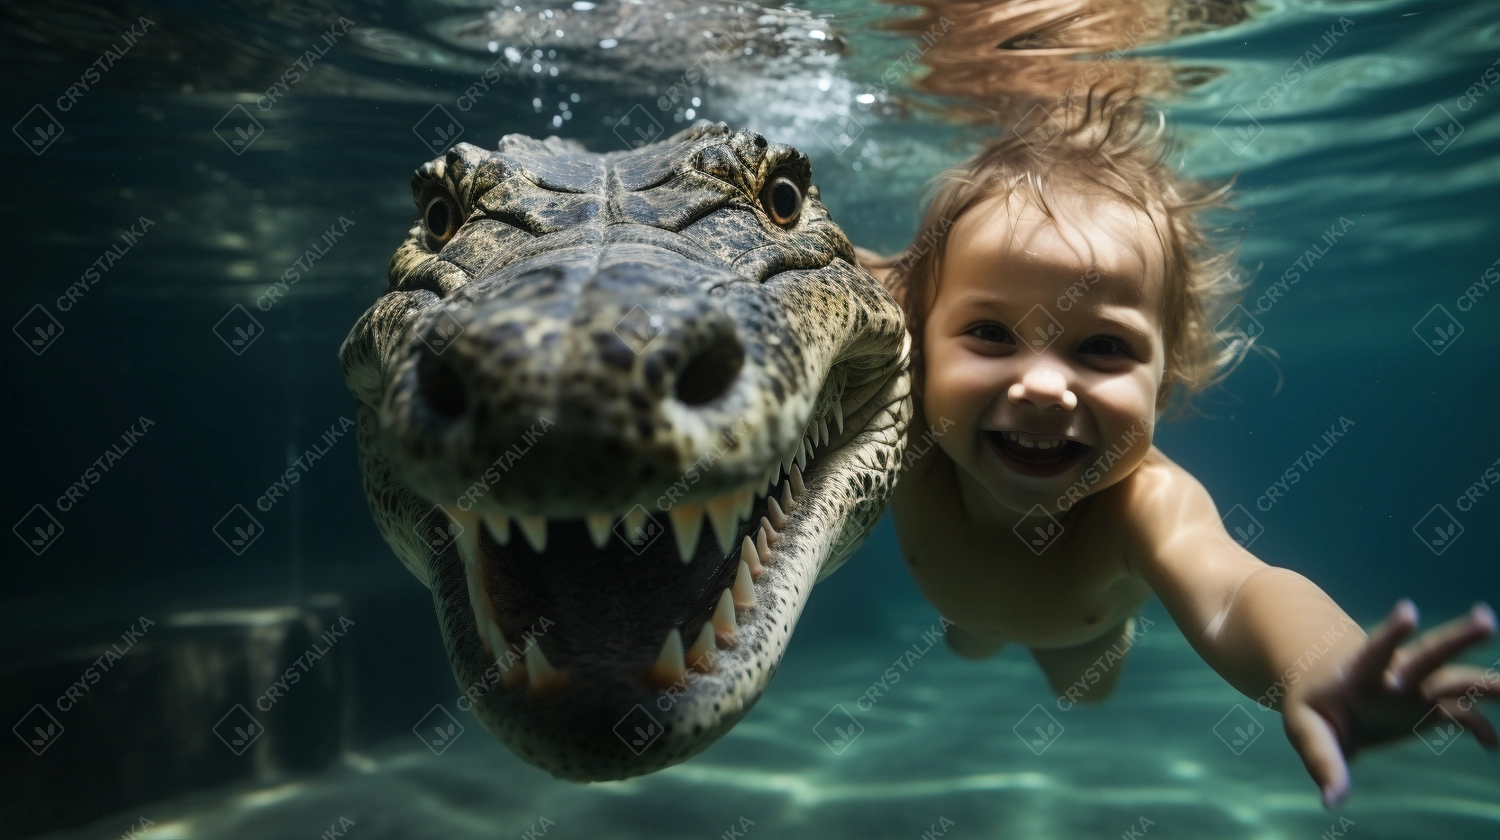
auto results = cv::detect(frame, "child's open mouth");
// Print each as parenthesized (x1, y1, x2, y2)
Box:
(984, 431, 1087, 477)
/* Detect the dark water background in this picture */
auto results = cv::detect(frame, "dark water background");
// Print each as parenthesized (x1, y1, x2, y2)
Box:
(3, 0, 1499, 837)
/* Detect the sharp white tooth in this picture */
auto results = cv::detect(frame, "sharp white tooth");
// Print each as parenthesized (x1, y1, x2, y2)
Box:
(706, 495, 741, 556)
(711, 588, 737, 646)
(760, 516, 781, 545)
(795, 438, 807, 471)
(686, 623, 716, 672)
(524, 641, 566, 696)
(584, 514, 613, 549)
(667, 503, 704, 564)
(517, 516, 548, 552)
(646, 628, 686, 688)
(757, 522, 773, 559)
(819, 417, 830, 446)
(790, 463, 806, 499)
(741, 534, 764, 578)
(453, 509, 507, 662)
(732, 560, 756, 609)
(833, 399, 844, 435)
(482, 513, 511, 546)
(780, 481, 795, 513)
(766, 495, 787, 530)
(763, 466, 778, 495)
(624, 507, 649, 541)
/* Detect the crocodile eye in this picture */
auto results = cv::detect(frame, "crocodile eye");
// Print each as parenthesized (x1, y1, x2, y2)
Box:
(423, 193, 459, 247)
(760, 175, 803, 227)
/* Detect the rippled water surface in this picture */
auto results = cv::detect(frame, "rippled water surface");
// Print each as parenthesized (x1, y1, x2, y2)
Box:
(4, 0, 1498, 837)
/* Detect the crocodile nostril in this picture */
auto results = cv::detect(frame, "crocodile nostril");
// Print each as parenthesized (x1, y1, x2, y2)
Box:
(674, 333, 744, 406)
(416, 349, 468, 420)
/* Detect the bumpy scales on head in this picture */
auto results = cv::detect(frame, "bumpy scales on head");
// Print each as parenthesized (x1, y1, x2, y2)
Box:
(339, 123, 910, 780)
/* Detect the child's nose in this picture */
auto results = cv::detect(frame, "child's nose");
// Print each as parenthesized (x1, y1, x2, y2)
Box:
(1007, 365, 1078, 411)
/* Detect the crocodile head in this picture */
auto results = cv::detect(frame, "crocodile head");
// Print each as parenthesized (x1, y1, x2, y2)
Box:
(339, 123, 910, 781)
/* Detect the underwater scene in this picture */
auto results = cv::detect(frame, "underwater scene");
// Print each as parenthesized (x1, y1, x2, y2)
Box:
(3, 0, 1499, 838)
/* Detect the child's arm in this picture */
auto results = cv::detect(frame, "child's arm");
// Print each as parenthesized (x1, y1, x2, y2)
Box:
(1121, 454, 1496, 806)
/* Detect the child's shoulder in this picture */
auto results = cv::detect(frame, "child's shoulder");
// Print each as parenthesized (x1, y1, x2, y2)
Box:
(1104, 446, 1224, 554)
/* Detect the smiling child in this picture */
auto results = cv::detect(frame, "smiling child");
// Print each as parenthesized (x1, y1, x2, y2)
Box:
(865, 104, 1497, 806)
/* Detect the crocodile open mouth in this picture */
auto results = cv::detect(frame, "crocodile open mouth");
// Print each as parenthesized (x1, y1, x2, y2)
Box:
(442, 406, 844, 699)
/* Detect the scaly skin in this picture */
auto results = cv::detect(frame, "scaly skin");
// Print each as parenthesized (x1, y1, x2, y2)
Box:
(339, 123, 910, 780)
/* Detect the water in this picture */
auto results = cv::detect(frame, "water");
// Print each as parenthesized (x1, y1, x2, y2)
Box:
(3, 0, 1498, 837)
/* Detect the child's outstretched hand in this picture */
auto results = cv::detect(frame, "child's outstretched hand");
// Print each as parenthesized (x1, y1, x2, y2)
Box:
(1281, 599, 1497, 808)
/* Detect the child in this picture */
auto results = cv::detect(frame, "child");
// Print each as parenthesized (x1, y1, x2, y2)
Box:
(867, 104, 1497, 806)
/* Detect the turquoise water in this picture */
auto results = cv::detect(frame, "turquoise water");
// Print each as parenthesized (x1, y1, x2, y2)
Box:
(4, 0, 1499, 837)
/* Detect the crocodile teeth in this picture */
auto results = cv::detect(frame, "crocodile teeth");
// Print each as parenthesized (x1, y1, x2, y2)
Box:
(819, 417, 830, 447)
(833, 399, 844, 435)
(646, 628, 686, 688)
(624, 507, 649, 541)
(706, 494, 741, 556)
(667, 503, 704, 564)
(483, 514, 511, 546)
(780, 481, 795, 514)
(756, 523, 773, 559)
(711, 588, 737, 646)
(585, 514, 613, 549)
(517, 516, 547, 553)
(686, 623, 716, 673)
(795, 437, 808, 471)
(524, 642, 566, 697)
(760, 516, 780, 545)
(732, 486, 756, 524)
(732, 559, 755, 609)
(766, 495, 787, 530)
(790, 463, 806, 499)
(741, 534, 764, 579)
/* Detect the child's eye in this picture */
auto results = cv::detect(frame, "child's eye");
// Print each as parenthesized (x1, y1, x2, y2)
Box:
(1077, 335, 1135, 358)
(966, 323, 1015, 345)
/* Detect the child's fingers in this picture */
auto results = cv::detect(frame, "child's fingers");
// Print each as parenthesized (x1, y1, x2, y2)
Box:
(1390, 603, 1497, 691)
(1420, 665, 1494, 703)
(1440, 697, 1499, 749)
(1282, 703, 1350, 808)
(1346, 600, 1418, 690)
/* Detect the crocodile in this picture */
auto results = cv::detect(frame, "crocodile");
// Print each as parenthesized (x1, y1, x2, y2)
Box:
(339, 122, 911, 780)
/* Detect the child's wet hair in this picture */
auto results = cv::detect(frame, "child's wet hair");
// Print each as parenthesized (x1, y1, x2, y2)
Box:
(876, 96, 1247, 414)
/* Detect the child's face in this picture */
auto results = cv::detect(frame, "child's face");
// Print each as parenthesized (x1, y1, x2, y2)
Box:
(921, 191, 1166, 517)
